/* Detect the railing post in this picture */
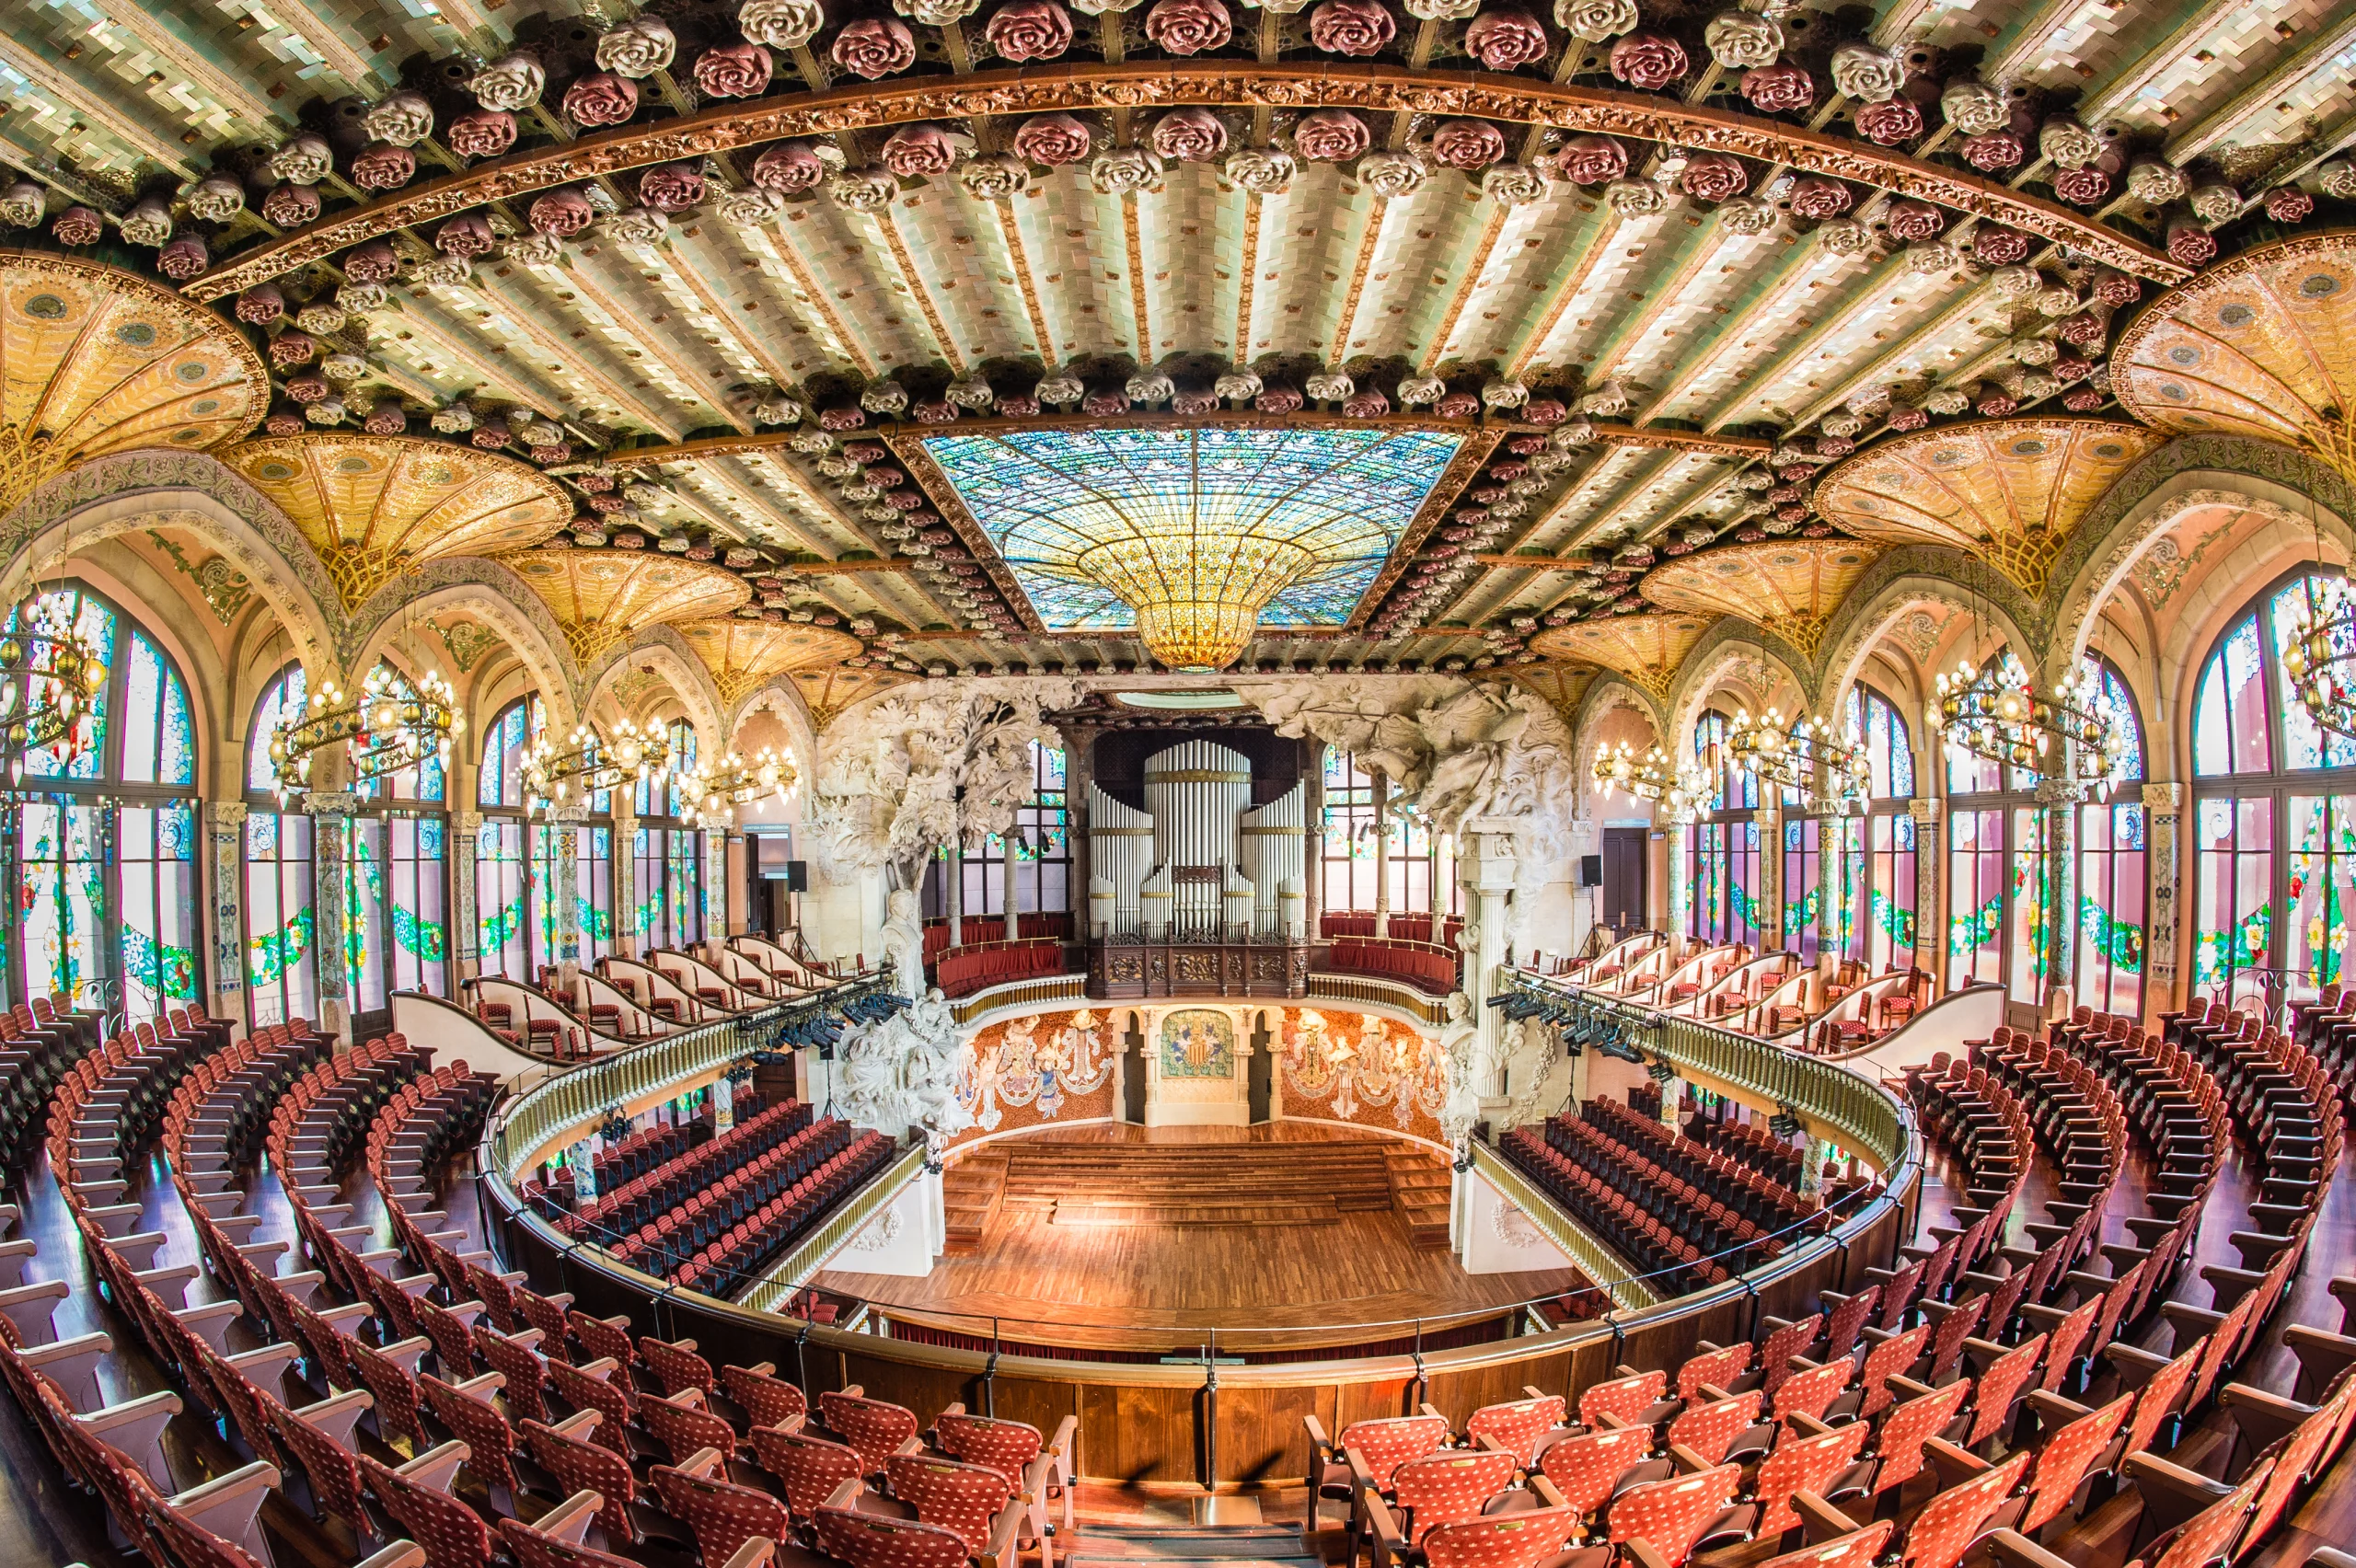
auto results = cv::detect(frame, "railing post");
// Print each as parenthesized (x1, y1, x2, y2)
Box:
(984, 1317, 1000, 1418)
(1200, 1328, 1219, 1493)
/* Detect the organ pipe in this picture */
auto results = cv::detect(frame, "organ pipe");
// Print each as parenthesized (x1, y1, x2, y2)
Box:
(1238, 782, 1305, 937)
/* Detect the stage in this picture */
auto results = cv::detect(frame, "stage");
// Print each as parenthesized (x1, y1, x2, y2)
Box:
(814, 1124, 1591, 1355)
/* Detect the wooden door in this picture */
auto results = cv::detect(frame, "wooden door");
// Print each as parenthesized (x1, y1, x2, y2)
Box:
(1602, 827, 1649, 931)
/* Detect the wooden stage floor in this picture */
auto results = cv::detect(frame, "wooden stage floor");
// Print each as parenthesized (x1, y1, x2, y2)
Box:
(814, 1123, 1588, 1352)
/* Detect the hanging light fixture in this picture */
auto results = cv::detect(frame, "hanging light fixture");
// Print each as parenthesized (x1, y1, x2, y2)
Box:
(2281, 579, 2356, 741)
(268, 663, 460, 802)
(1592, 741, 1708, 821)
(0, 589, 109, 787)
(1931, 655, 2128, 796)
(1725, 707, 1873, 813)
(521, 717, 665, 813)
(676, 747, 798, 827)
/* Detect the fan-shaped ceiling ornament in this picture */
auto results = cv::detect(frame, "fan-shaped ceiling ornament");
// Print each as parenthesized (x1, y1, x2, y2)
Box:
(2, 252, 269, 521)
(226, 434, 571, 611)
(1528, 612, 1716, 698)
(1812, 420, 2168, 599)
(1639, 539, 1883, 663)
(505, 548, 750, 668)
(795, 666, 915, 733)
(677, 618, 865, 708)
(2111, 231, 2356, 485)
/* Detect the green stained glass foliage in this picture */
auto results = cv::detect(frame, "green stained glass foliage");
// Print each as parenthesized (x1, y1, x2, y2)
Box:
(924, 427, 1461, 628)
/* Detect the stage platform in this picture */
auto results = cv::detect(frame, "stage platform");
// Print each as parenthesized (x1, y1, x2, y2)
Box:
(814, 1123, 1590, 1355)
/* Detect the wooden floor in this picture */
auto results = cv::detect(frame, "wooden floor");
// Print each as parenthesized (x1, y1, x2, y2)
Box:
(817, 1124, 1587, 1352)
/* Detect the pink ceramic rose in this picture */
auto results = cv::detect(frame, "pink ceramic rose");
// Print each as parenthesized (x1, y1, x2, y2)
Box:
(753, 141, 829, 191)
(1429, 119, 1506, 169)
(1972, 226, 2029, 265)
(1254, 386, 1304, 413)
(1464, 7, 1546, 68)
(261, 184, 320, 226)
(2051, 166, 2111, 205)
(563, 72, 639, 127)
(1739, 63, 1813, 113)
(1959, 131, 2024, 171)
(832, 17, 916, 78)
(1609, 32, 1686, 89)
(1147, 0, 1232, 54)
(1785, 176, 1852, 219)
(445, 109, 518, 157)
(343, 241, 399, 282)
(986, 0, 1074, 60)
(1553, 134, 1626, 186)
(639, 162, 708, 211)
(530, 188, 597, 235)
(1883, 198, 1942, 239)
(1013, 113, 1092, 165)
(883, 124, 961, 178)
(350, 143, 417, 190)
(1853, 97, 1922, 145)
(695, 42, 774, 98)
(1292, 109, 1371, 162)
(2266, 185, 2314, 223)
(1151, 108, 1228, 162)
(1677, 152, 1747, 202)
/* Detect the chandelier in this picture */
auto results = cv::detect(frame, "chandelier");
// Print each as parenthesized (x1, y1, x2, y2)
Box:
(1726, 708, 1872, 814)
(676, 748, 798, 827)
(1592, 741, 1708, 821)
(267, 665, 459, 802)
(0, 591, 109, 787)
(521, 717, 666, 813)
(2281, 580, 2356, 742)
(1932, 656, 2128, 795)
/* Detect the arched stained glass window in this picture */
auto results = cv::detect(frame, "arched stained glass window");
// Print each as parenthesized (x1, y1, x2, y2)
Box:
(244, 663, 316, 1029)
(2190, 570, 2356, 1008)
(2077, 658, 2147, 1015)
(1839, 685, 1917, 972)
(1689, 710, 1761, 948)
(632, 720, 707, 951)
(340, 663, 448, 1017)
(6, 582, 201, 1024)
(478, 696, 557, 979)
(1944, 650, 2048, 1002)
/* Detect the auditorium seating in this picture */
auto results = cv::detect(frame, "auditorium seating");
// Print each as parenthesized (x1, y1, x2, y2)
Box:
(1326, 939, 1463, 996)
(934, 938, 1068, 998)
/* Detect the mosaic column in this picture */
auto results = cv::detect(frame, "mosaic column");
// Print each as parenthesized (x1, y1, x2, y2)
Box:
(705, 829, 730, 950)
(1664, 820, 1691, 940)
(2143, 782, 2184, 1020)
(1816, 809, 1845, 978)
(454, 810, 482, 977)
(306, 790, 362, 1044)
(610, 801, 636, 961)
(2038, 777, 2082, 1009)
(208, 801, 248, 1020)
(1372, 767, 1392, 937)
(1461, 823, 1518, 1100)
(552, 805, 587, 993)
(1910, 800, 1943, 982)
(1757, 797, 1783, 951)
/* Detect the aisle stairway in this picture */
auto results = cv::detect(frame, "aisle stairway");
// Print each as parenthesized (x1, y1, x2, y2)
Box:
(941, 1149, 1008, 1255)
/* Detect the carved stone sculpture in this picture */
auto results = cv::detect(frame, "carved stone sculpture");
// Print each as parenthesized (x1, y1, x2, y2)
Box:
(835, 986, 975, 1157)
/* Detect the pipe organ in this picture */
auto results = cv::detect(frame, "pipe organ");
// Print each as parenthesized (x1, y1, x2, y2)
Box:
(1087, 739, 1305, 940)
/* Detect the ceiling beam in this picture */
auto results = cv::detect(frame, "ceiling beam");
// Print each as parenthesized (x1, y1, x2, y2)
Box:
(180, 60, 2189, 300)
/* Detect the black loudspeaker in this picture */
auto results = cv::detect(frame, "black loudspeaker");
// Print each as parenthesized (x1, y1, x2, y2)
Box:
(782, 860, 809, 892)
(1579, 855, 1604, 887)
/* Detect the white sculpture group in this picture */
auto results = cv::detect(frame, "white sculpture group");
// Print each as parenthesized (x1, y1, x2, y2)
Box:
(834, 986, 974, 1159)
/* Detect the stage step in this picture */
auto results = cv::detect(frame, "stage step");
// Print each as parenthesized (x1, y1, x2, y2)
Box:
(1051, 1199, 1337, 1228)
(1068, 1524, 1316, 1565)
(941, 1150, 1008, 1256)
(999, 1144, 1396, 1219)
(1386, 1145, 1454, 1251)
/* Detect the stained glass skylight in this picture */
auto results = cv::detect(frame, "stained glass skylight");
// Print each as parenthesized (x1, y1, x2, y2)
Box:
(924, 427, 1461, 667)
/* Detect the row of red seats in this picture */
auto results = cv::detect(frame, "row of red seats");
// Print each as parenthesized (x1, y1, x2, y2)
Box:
(668, 1127, 894, 1292)
(554, 1097, 804, 1239)
(1327, 939, 1461, 996)
(1686, 1113, 1806, 1188)
(1543, 1114, 1780, 1263)
(935, 938, 1067, 998)
(1501, 1127, 1734, 1292)
(1587, 1098, 1814, 1229)
(597, 1115, 862, 1270)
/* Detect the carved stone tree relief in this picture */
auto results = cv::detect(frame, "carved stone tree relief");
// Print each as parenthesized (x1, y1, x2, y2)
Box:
(805, 677, 1081, 890)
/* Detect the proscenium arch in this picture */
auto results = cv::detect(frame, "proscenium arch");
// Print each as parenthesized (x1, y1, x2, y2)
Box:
(344, 567, 583, 738)
(1, 463, 344, 690)
(179, 63, 2181, 303)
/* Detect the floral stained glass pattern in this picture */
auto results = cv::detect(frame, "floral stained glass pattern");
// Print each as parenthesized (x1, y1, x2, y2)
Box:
(926, 427, 1460, 629)
(19, 799, 106, 1005)
(9, 588, 114, 781)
